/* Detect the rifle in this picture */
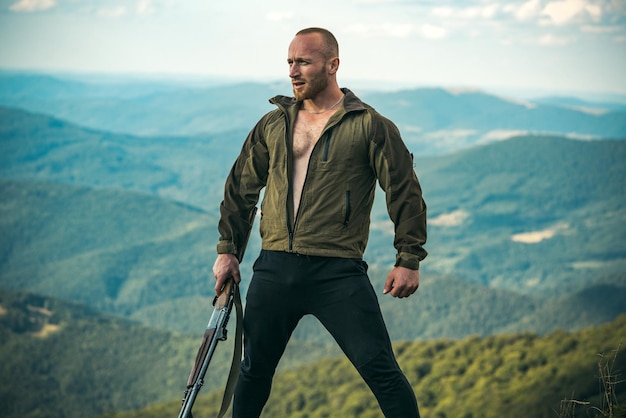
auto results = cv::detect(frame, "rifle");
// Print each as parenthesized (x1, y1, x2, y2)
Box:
(178, 208, 256, 418)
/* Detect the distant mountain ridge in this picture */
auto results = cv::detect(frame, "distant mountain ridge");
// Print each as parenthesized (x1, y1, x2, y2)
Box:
(1, 72, 624, 155)
(2, 105, 625, 297)
(532, 95, 626, 112)
(0, 73, 278, 137)
(366, 87, 626, 153)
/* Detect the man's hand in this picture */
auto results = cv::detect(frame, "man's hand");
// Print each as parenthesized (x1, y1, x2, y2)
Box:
(383, 266, 420, 298)
(212, 253, 240, 295)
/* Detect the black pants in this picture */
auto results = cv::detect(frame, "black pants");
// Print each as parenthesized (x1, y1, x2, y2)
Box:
(232, 250, 420, 418)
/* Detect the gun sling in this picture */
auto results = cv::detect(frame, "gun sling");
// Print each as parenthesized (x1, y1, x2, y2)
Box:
(217, 283, 243, 417)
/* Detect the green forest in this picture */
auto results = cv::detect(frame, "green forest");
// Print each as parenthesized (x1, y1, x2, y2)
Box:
(2, 290, 625, 418)
(102, 315, 626, 418)
(0, 290, 341, 418)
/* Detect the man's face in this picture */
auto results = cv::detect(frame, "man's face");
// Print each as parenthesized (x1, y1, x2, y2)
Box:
(287, 34, 330, 101)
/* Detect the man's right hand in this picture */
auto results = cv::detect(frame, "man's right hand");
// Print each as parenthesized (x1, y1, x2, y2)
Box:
(212, 253, 240, 295)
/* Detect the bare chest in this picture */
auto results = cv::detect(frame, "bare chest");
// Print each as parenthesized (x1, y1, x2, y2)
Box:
(292, 113, 332, 159)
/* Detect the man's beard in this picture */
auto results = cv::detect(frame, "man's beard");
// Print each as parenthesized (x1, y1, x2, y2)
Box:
(293, 70, 328, 101)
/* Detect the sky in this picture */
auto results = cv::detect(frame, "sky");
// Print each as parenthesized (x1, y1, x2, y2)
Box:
(1, 0, 625, 97)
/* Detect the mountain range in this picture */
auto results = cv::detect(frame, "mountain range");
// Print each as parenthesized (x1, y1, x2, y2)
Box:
(2, 176, 625, 343)
(2, 104, 624, 297)
(1, 72, 625, 155)
(1, 71, 625, 417)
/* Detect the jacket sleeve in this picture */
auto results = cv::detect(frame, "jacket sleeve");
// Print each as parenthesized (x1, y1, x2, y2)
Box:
(369, 112, 427, 270)
(216, 116, 270, 259)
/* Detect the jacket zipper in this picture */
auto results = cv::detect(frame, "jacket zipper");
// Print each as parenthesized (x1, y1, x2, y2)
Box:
(289, 152, 317, 252)
(285, 112, 343, 252)
(283, 108, 295, 252)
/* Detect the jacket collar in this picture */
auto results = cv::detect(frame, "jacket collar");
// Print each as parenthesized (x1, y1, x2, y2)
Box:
(269, 88, 368, 115)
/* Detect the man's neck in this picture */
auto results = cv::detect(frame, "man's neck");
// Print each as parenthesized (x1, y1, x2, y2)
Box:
(302, 87, 344, 114)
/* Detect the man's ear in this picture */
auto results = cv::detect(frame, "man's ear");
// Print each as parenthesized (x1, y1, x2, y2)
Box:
(328, 57, 340, 74)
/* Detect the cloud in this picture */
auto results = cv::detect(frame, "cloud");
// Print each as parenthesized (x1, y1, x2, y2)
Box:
(500, 0, 610, 26)
(346, 21, 447, 40)
(511, 223, 570, 243)
(430, 210, 470, 227)
(346, 23, 417, 39)
(266, 11, 294, 22)
(381, 23, 415, 38)
(537, 32, 572, 45)
(94, 0, 159, 18)
(479, 4, 501, 19)
(512, 0, 542, 21)
(420, 24, 448, 39)
(97, 6, 128, 18)
(137, 0, 155, 15)
(9, 0, 55, 12)
(541, 0, 599, 25)
(432, 4, 501, 20)
(342, 0, 626, 50)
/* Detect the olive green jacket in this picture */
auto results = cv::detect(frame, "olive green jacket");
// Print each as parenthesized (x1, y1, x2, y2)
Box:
(217, 88, 427, 269)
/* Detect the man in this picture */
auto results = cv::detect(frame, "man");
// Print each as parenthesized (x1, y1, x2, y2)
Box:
(213, 27, 427, 418)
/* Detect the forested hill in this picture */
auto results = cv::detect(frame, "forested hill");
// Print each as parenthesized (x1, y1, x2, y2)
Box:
(412, 135, 626, 294)
(0, 290, 337, 418)
(0, 105, 242, 210)
(2, 289, 624, 418)
(101, 315, 626, 418)
(2, 106, 625, 298)
(1, 178, 625, 342)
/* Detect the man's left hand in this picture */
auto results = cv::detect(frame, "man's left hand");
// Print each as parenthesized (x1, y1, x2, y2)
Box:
(383, 266, 420, 298)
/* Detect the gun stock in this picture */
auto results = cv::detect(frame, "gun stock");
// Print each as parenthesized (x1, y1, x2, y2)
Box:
(184, 279, 234, 388)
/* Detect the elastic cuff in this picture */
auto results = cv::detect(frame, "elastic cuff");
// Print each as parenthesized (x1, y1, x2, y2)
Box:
(395, 252, 420, 270)
(217, 241, 237, 255)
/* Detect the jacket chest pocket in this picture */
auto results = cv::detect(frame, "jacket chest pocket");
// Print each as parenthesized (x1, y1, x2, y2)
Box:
(316, 130, 363, 167)
(321, 131, 333, 162)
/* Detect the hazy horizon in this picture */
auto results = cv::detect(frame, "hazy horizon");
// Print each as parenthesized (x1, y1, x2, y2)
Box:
(1, 0, 625, 96)
(3, 66, 626, 105)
